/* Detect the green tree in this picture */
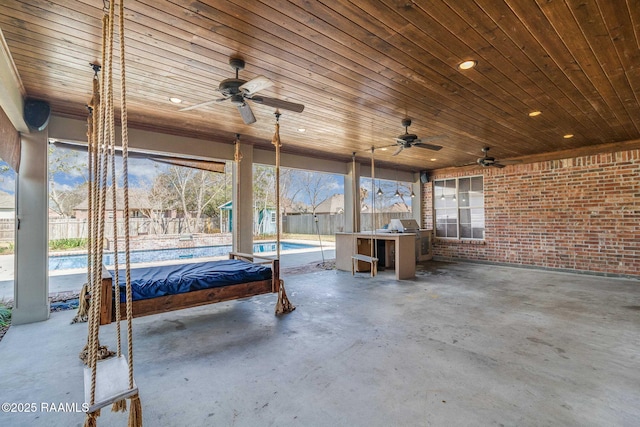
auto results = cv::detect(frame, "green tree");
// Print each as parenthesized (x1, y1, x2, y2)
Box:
(154, 164, 229, 233)
(48, 146, 88, 217)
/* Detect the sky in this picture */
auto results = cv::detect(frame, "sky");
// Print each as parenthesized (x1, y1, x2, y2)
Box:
(0, 166, 15, 194)
(0, 145, 413, 207)
(0, 146, 166, 196)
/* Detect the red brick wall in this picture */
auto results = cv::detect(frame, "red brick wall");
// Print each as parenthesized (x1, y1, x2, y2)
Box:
(423, 149, 640, 277)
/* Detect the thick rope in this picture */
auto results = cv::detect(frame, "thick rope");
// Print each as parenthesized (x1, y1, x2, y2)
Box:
(273, 121, 281, 261)
(84, 411, 98, 427)
(84, 5, 119, 423)
(79, 74, 97, 332)
(85, 14, 112, 420)
(371, 147, 375, 258)
(234, 135, 242, 163)
(107, 1, 122, 362)
(72, 283, 90, 324)
(117, 1, 142, 424)
(109, 127, 125, 413)
(119, 0, 134, 386)
(351, 152, 357, 255)
(88, 70, 100, 329)
(83, 1, 141, 423)
(76, 70, 114, 361)
(271, 115, 294, 315)
(111, 142, 121, 355)
(72, 107, 96, 324)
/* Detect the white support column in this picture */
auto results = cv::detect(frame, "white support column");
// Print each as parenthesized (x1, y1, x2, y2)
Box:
(0, 28, 28, 133)
(344, 159, 361, 232)
(232, 143, 253, 254)
(12, 129, 49, 324)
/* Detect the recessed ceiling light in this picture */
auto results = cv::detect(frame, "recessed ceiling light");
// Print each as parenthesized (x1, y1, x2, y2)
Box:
(563, 134, 574, 139)
(458, 60, 477, 70)
(528, 110, 542, 117)
(380, 147, 388, 151)
(169, 97, 182, 104)
(430, 158, 437, 162)
(297, 128, 306, 133)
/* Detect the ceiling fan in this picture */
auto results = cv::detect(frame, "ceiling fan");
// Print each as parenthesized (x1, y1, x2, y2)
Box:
(389, 119, 444, 156)
(179, 57, 305, 124)
(476, 147, 506, 168)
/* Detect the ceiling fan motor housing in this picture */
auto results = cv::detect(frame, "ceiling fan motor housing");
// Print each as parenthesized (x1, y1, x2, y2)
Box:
(398, 134, 419, 145)
(218, 78, 246, 97)
(230, 94, 245, 106)
(478, 157, 495, 166)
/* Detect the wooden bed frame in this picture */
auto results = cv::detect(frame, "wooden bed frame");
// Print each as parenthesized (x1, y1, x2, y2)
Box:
(99, 252, 280, 325)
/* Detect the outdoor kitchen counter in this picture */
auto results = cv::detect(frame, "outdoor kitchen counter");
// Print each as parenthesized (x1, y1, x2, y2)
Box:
(335, 232, 416, 280)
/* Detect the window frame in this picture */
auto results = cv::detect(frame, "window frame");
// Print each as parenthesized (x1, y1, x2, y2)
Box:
(433, 175, 484, 240)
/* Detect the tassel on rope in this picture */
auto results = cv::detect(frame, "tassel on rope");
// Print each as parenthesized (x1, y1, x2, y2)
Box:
(71, 283, 91, 324)
(128, 393, 143, 427)
(111, 399, 127, 413)
(79, 342, 115, 365)
(275, 279, 295, 315)
(83, 410, 99, 427)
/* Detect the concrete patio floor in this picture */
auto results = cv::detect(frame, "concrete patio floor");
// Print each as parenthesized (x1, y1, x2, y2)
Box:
(0, 261, 638, 426)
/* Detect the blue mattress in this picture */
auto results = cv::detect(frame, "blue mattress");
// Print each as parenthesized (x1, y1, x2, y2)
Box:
(110, 259, 273, 302)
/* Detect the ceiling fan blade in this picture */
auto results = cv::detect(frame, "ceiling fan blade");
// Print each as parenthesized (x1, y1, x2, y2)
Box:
(420, 134, 447, 142)
(249, 95, 305, 113)
(493, 163, 506, 168)
(239, 75, 274, 95)
(413, 142, 443, 151)
(179, 97, 227, 112)
(237, 102, 256, 124)
(392, 145, 404, 156)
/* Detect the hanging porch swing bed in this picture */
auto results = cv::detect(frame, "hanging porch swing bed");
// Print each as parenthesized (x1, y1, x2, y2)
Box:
(98, 252, 280, 325)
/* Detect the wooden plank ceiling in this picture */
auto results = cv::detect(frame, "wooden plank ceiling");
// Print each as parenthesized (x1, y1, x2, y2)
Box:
(1, 0, 639, 172)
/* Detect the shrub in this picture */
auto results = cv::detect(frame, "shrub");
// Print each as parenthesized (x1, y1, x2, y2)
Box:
(49, 238, 88, 251)
(0, 301, 11, 327)
(0, 242, 14, 255)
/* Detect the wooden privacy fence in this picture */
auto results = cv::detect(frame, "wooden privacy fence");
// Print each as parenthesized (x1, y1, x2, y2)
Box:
(283, 213, 345, 235)
(282, 212, 414, 235)
(0, 218, 221, 243)
(0, 218, 13, 242)
(0, 213, 417, 242)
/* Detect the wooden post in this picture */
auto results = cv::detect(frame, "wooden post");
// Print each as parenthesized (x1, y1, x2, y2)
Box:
(272, 258, 280, 293)
(99, 266, 113, 325)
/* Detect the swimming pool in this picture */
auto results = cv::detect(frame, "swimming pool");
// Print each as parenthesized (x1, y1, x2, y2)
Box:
(49, 242, 316, 271)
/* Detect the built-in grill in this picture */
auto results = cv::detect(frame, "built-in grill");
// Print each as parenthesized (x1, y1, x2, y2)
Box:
(389, 219, 433, 262)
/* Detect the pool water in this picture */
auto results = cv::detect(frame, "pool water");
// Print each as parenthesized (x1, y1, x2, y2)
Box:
(49, 242, 315, 271)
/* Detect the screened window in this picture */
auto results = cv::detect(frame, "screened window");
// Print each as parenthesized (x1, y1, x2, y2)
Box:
(434, 176, 484, 239)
